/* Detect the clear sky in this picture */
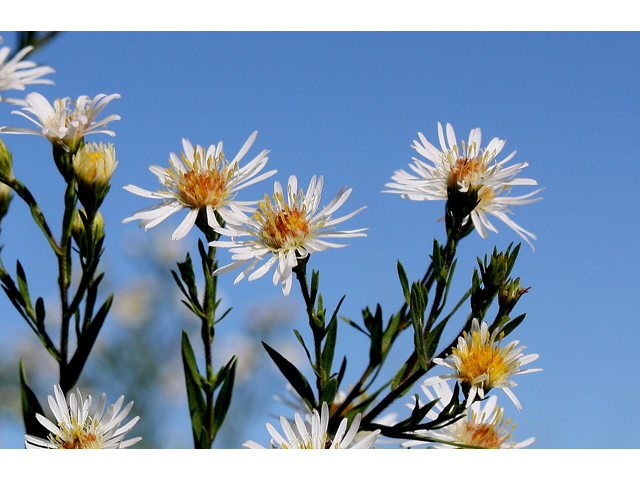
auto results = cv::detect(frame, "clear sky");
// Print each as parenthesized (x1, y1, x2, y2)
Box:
(0, 22, 638, 450)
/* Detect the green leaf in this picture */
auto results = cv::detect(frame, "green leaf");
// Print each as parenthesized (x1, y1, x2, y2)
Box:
(321, 316, 337, 381)
(397, 261, 411, 305)
(367, 304, 383, 367)
(310, 269, 320, 307)
(263, 341, 316, 409)
(341, 316, 369, 336)
(177, 253, 200, 307)
(391, 362, 407, 391)
(19, 360, 48, 439)
(211, 356, 237, 440)
(410, 283, 427, 370)
(335, 356, 347, 388)
(171, 270, 191, 302)
(381, 310, 402, 358)
(34, 297, 46, 332)
(432, 239, 446, 283)
(293, 329, 313, 365)
(64, 295, 112, 393)
(424, 317, 448, 361)
(498, 313, 526, 338)
(16, 261, 32, 309)
(320, 296, 344, 379)
(320, 377, 338, 406)
(505, 243, 521, 278)
(181, 331, 207, 448)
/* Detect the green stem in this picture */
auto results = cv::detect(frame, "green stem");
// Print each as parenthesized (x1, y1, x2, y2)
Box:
(58, 180, 77, 394)
(292, 259, 325, 405)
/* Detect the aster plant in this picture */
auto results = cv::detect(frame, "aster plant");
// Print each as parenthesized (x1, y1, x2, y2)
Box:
(0, 30, 544, 449)
(211, 122, 543, 449)
(0, 33, 125, 440)
(123, 131, 276, 448)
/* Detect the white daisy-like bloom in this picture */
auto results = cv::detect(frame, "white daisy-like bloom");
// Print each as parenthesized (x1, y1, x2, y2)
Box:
(0, 44, 54, 104)
(24, 384, 141, 449)
(402, 380, 535, 449)
(243, 402, 380, 449)
(211, 174, 367, 296)
(122, 131, 275, 241)
(384, 122, 542, 249)
(424, 319, 542, 410)
(0, 92, 120, 151)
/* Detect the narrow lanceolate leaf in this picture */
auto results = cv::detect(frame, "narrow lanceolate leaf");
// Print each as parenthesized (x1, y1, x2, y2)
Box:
(34, 297, 45, 331)
(293, 329, 313, 365)
(397, 261, 411, 305)
(366, 304, 383, 367)
(497, 313, 526, 338)
(321, 314, 338, 381)
(177, 253, 200, 307)
(181, 331, 206, 448)
(64, 295, 113, 393)
(211, 357, 237, 440)
(320, 377, 338, 407)
(263, 341, 316, 410)
(424, 317, 448, 361)
(19, 360, 48, 439)
(335, 356, 347, 388)
(410, 283, 427, 370)
(16, 261, 33, 309)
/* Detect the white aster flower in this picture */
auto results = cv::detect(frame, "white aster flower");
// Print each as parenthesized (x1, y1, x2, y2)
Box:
(0, 92, 120, 151)
(0, 44, 54, 104)
(122, 131, 275, 241)
(243, 402, 380, 449)
(24, 384, 141, 449)
(425, 319, 542, 410)
(402, 380, 534, 449)
(384, 122, 542, 249)
(211, 174, 366, 296)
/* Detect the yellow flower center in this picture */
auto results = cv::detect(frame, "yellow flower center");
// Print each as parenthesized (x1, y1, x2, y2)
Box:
(453, 329, 512, 388)
(458, 421, 504, 448)
(449, 156, 486, 189)
(166, 150, 234, 209)
(52, 419, 102, 449)
(176, 169, 229, 208)
(256, 193, 311, 251)
(80, 151, 106, 182)
(456, 410, 515, 448)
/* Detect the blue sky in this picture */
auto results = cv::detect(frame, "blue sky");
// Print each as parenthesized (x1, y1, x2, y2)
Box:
(0, 26, 638, 450)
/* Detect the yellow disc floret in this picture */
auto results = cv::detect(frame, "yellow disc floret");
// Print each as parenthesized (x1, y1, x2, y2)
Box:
(165, 149, 235, 210)
(255, 192, 311, 251)
(453, 323, 516, 391)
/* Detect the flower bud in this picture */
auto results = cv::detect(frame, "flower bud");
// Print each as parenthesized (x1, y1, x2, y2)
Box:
(498, 277, 530, 315)
(0, 181, 13, 229)
(72, 142, 117, 210)
(0, 138, 13, 179)
(71, 208, 104, 255)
